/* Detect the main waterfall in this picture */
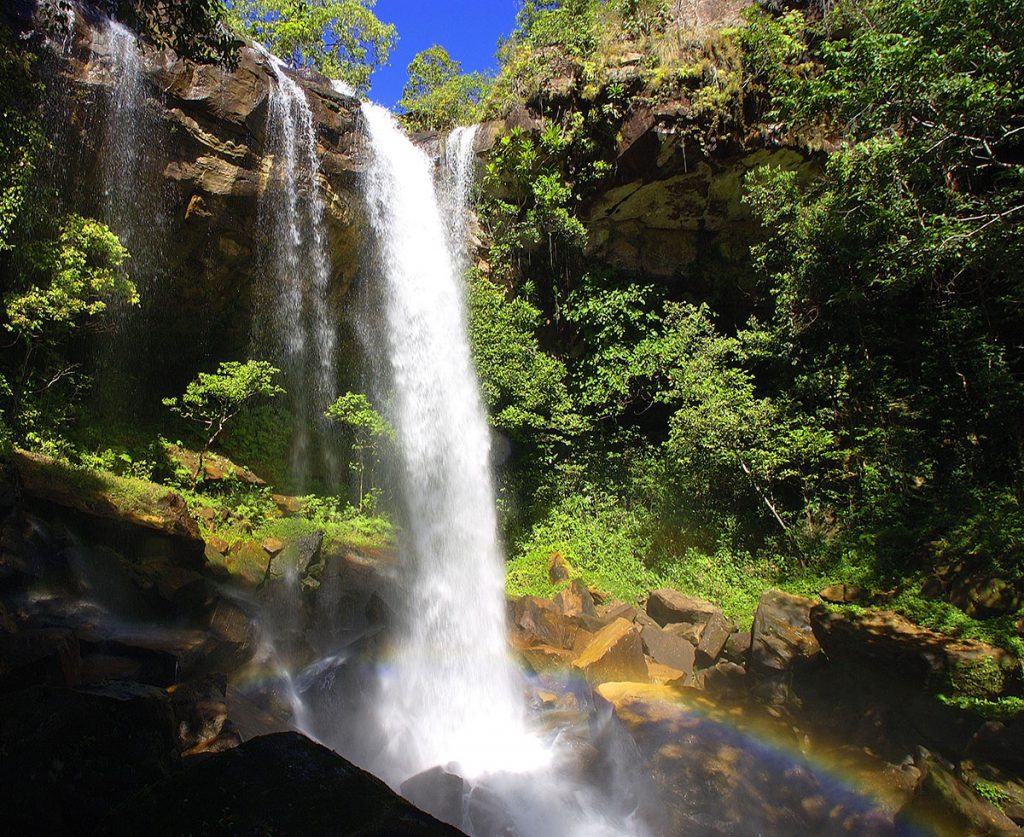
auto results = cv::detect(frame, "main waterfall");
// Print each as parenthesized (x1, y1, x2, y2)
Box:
(361, 103, 543, 781)
(352, 105, 645, 837)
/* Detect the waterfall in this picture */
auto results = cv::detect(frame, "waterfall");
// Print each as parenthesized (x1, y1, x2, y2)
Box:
(360, 103, 543, 781)
(255, 53, 339, 488)
(358, 105, 646, 837)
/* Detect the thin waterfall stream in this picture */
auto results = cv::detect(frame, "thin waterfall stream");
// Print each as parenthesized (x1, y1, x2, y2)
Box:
(254, 50, 339, 489)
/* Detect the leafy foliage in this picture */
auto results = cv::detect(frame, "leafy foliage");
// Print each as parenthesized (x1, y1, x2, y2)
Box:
(163, 361, 284, 485)
(325, 391, 392, 510)
(227, 0, 396, 92)
(397, 46, 488, 132)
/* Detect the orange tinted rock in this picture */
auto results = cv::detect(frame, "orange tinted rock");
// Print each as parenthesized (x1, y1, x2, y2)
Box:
(573, 618, 647, 684)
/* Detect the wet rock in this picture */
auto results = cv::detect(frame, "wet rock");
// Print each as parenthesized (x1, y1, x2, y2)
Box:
(168, 673, 230, 754)
(400, 766, 467, 829)
(278, 530, 324, 578)
(262, 536, 285, 555)
(78, 639, 179, 687)
(695, 612, 733, 668)
(0, 628, 81, 692)
(467, 783, 516, 837)
(749, 590, 821, 704)
(692, 661, 747, 699)
(646, 588, 721, 628)
(811, 606, 1019, 697)
(967, 718, 1024, 770)
(895, 749, 1022, 836)
(640, 624, 696, 677)
(573, 618, 648, 684)
(96, 732, 462, 835)
(0, 682, 178, 835)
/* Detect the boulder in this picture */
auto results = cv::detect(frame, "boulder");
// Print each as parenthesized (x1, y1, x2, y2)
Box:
(548, 551, 572, 584)
(0, 682, 179, 835)
(967, 718, 1024, 770)
(554, 578, 598, 619)
(269, 530, 324, 580)
(640, 623, 696, 677)
(665, 621, 704, 646)
(399, 766, 467, 829)
(692, 661, 747, 699)
(573, 618, 648, 684)
(646, 588, 721, 628)
(511, 595, 593, 650)
(810, 606, 1019, 697)
(95, 732, 462, 835)
(695, 612, 733, 667)
(10, 450, 202, 544)
(749, 590, 821, 704)
(722, 630, 752, 665)
(819, 583, 867, 604)
(0, 628, 81, 692)
(895, 749, 1022, 837)
(168, 673, 231, 754)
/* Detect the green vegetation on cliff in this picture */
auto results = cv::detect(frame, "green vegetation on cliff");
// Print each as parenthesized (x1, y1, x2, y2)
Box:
(458, 0, 1024, 636)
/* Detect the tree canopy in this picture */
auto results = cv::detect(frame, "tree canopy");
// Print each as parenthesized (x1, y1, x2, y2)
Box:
(227, 0, 396, 92)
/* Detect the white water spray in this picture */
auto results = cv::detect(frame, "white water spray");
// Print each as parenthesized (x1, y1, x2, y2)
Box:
(361, 103, 545, 781)
(256, 52, 339, 486)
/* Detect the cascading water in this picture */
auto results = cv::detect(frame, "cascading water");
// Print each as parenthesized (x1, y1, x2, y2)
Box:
(254, 53, 339, 488)
(357, 105, 646, 837)
(361, 103, 543, 782)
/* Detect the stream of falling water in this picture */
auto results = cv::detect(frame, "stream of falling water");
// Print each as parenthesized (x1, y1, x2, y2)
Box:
(254, 51, 339, 489)
(358, 103, 646, 837)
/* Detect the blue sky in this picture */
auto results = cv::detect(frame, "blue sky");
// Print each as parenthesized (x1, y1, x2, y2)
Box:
(369, 0, 522, 108)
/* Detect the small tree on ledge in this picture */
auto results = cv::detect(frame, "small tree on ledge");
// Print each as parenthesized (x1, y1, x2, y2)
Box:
(325, 391, 392, 511)
(163, 360, 284, 488)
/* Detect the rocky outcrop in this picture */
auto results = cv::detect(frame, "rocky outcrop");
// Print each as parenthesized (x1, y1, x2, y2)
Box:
(810, 606, 1020, 698)
(748, 590, 821, 703)
(6, 3, 368, 390)
(10, 449, 202, 544)
(97, 732, 463, 835)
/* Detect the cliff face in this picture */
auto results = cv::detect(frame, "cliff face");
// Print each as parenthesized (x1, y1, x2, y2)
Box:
(10, 3, 369, 389)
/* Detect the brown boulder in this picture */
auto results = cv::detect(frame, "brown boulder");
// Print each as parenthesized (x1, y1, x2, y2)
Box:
(641, 624, 696, 677)
(895, 749, 1022, 837)
(749, 590, 821, 704)
(573, 618, 648, 684)
(547, 551, 572, 584)
(722, 630, 752, 665)
(646, 588, 722, 627)
(819, 583, 867, 604)
(554, 579, 598, 619)
(0, 628, 81, 692)
(696, 612, 733, 668)
(168, 673, 231, 754)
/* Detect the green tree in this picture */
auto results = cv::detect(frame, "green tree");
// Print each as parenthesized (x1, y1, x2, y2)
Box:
(398, 46, 488, 132)
(163, 361, 284, 487)
(227, 0, 396, 92)
(741, 0, 1024, 563)
(325, 391, 392, 510)
(3, 215, 134, 433)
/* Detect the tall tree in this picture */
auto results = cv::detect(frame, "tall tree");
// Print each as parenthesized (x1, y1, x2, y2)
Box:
(227, 0, 396, 93)
(398, 45, 488, 131)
